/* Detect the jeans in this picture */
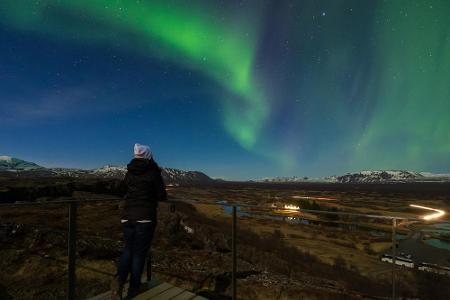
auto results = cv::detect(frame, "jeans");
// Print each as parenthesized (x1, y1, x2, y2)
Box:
(117, 221, 156, 290)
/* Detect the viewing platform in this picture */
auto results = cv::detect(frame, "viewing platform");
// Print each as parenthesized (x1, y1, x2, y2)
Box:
(88, 280, 208, 300)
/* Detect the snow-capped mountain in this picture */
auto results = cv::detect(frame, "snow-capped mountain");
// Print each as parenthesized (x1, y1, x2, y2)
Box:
(257, 176, 310, 183)
(256, 170, 450, 184)
(0, 156, 43, 171)
(88, 165, 214, 184)
(48, 168, 90, 178)
(0, 156, 215, 185)
(163, 168, 214, 185)
(332, 170, 425, 183)
(90, 165, 127, 178)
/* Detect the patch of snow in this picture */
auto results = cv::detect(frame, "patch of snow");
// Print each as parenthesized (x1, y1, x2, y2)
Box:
(336, 170, 424, 183)
(256, 176, 310, 183)
(0, 156, 13, 162)
(92, 165, 127, 173)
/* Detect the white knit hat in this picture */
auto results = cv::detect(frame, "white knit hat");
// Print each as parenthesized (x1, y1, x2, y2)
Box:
(134, 143, 152, 159)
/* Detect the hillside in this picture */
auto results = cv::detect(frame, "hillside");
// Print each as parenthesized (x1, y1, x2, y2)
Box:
(0, 156, 214, 185)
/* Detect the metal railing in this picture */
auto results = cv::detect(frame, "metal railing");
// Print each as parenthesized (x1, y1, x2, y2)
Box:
(1, 197, 449, 300)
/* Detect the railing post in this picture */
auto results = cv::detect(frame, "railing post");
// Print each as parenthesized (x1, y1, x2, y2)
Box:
(68, 202, 78, 300)
(391, 218, 397, 300)
(232, 205, 237, 300)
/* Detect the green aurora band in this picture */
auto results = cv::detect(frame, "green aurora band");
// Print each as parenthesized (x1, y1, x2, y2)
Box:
(2, 0, 268, 151)
(353, 0, 450, 171)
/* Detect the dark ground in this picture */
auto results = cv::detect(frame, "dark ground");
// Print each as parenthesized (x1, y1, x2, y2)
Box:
(1, 178, 450, 299)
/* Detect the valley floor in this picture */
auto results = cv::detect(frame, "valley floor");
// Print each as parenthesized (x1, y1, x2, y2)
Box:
(1, 181, 450, 299)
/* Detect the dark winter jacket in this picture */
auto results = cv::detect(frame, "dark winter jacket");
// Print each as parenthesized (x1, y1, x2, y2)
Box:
(122, 158, 167, 222)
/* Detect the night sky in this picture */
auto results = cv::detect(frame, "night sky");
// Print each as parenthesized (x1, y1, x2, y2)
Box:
(1, 1, 449, 180)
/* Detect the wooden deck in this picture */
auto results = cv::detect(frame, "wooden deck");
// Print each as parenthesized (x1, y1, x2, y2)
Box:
(88, 281, 208, 300)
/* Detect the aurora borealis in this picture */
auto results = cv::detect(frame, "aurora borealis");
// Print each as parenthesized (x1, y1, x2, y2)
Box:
(1, 0, 449, 179)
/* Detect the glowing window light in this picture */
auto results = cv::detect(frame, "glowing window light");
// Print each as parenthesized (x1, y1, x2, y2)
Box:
(284, 204, 300, 211)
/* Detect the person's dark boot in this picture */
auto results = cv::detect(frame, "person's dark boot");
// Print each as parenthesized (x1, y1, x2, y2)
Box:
(126, 285, 140, 299)
(110, 275, 123, 300)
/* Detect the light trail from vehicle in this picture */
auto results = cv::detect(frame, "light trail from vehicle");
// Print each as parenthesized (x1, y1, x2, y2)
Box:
(409, 204, 446, 221)
(291, 196, 337, 201)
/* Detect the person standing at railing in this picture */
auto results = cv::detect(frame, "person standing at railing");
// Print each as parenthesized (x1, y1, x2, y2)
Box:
(111, 143, 167, 299)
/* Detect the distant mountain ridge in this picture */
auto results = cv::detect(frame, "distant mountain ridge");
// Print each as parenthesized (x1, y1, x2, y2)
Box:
(0, 156, 214, 185)
(3, 156, 450, 184)
(90, 165, 214, 185)
(330, 170, 426, 183)
(257, 170, 450, 183)
(0, 156, 43, 171)
(257, 176, 310, 183)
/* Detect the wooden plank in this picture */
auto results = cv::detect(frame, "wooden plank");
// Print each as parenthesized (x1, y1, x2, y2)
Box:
(87, 281, 131, 300)
(87, 281, 208, 300)
(191, 296, 209, 300)
(170, 290, 197, 300)
(133, 282, 173, 300)
(150, 286, 184, 300)
(87, 290, 111, 300)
